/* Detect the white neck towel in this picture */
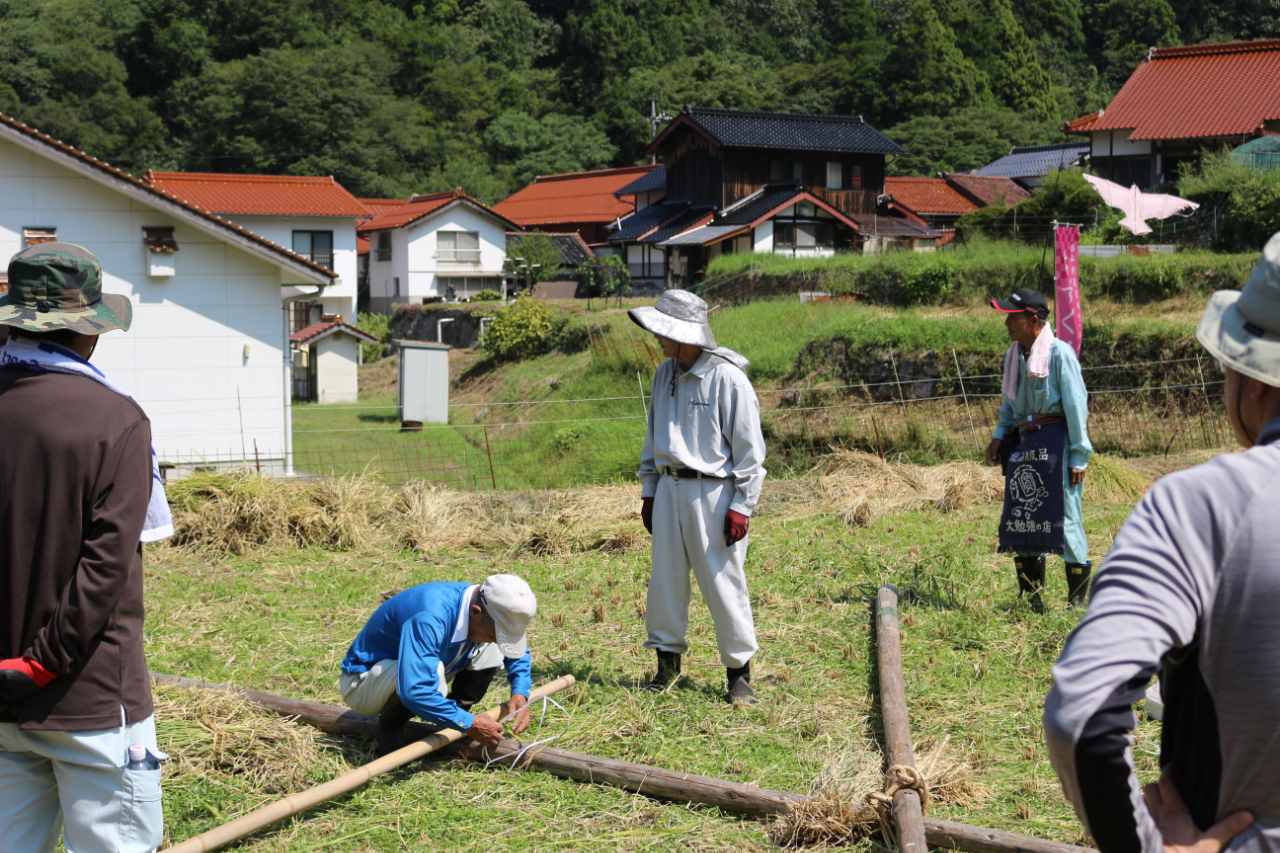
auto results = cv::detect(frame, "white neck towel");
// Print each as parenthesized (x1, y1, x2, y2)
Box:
(1001, 322, 1054, 400)
(0, 335, 174, 542)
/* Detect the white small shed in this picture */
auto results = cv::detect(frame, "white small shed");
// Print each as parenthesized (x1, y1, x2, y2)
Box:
(396, 340, 450, 427)
(291, 317, 378, 404)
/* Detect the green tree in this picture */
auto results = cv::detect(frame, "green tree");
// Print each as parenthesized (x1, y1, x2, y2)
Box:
(485, 111, 616, 188)
(629, 51, 787, 119)
(181, 42, 431, 196)
(885, 107, 1068, 176)
(939, 0, 1058, 122)
(505, 231, 567, 292)
(877, 0, 993, 125)
(0, 0, 166, 163)
(1082, 0, 1180, 88)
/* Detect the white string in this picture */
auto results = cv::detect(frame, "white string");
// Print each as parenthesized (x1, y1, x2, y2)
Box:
(482, 693, 573, 770)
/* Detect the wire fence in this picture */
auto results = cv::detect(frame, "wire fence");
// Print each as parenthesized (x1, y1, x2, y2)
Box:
(159, 357, 1233, 490)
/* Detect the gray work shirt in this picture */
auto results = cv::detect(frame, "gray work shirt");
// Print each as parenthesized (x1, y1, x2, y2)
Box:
(638, 350, 767, 516)
(1044, 416, 1280, 853)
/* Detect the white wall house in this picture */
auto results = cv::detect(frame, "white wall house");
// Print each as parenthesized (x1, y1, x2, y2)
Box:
(143, 172, 369, 321)
(0, 113, 336, 474)
(290, 318, 377, 405)
(360, 189, 519, 314)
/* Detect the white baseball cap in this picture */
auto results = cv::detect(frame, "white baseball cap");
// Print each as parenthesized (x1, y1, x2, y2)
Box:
(480, 574, 537, 658)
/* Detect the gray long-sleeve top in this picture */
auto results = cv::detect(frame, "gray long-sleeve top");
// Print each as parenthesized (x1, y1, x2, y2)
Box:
(1044, 416, 1280, 853)
(638, 350, 767, 516)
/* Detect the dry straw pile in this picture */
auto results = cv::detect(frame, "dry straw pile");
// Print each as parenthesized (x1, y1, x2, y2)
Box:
(163, 470, 648, 556)
(770, 738, 989, 849)
(819, 451, 1004, 527)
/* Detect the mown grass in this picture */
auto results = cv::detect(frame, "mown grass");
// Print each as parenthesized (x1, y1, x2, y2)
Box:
(143, 464, 1170, 852)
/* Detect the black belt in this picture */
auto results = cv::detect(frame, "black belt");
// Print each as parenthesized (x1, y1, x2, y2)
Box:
(663, 467, 726, 480)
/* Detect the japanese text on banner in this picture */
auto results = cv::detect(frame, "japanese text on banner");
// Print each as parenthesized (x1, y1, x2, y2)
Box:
(1055, 226, 1082, 355)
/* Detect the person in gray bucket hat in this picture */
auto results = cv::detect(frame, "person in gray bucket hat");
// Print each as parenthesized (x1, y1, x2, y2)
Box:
(1042, 232, 1280, 853)
(628, 290, 766, 704)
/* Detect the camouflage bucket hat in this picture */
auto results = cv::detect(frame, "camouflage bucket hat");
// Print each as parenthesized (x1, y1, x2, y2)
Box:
(0, 242, 131, 335)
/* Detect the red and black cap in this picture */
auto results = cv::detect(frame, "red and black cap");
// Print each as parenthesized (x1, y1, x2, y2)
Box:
(991, 288, 1049, 319)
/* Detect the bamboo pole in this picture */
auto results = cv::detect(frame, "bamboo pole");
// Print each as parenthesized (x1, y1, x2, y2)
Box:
(157, 675, 1096, 853)
(876, 583, 928, 853)
(163, 674, 575, 853)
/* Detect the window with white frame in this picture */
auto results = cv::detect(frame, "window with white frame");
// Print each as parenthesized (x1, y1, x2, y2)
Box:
(392, 277, 401, 297)
(437, 231, 480, 263)
(292, 231, 334, 269)
(375, 231, 392, 262)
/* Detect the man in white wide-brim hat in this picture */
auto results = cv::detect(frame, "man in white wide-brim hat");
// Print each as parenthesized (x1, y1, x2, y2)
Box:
(628, 290, 766, 704)
(1043, 232, 1280, 853)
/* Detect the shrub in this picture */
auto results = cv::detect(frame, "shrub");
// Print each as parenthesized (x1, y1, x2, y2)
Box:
(1180, 151, 1280, 252)
(505, 231, 567, 293)
(470, 288, 505, 301)
(355, 312, 392, 362)
(481, 296, 555, 361)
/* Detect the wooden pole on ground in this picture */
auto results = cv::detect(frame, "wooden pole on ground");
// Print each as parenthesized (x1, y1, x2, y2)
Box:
(876, 583, 928, 853)
(157, 675, 1097, 853)
(163, 674, 575, 853)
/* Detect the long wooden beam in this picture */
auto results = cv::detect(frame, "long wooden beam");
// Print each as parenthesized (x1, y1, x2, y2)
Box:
(164, 674, 575, 853)
(876, 584, 928, 853)
(155, 673, 1096, 853)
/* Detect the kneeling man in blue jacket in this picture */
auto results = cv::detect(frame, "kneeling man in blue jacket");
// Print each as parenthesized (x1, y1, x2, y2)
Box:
(340, 574, 538, 756)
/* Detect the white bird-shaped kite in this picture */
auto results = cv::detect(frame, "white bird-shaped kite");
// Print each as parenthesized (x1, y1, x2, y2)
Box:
(1082, 174, 1199, 235)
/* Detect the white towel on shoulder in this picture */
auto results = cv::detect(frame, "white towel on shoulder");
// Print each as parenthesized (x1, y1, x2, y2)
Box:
(0, 335, 174, 542)
(1001, 323, 1054, 401)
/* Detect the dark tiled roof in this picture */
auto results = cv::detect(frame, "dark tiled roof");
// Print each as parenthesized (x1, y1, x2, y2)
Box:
(608, 201, 689, 242)
(976, 143, 1090, 179)
(849, 214, 941, 239)
(717, 185, 805, 225)
(647, 206, 715, 243)
(677, 106, 905, 154)
(506, 232, 595, 266)
(614, 164, 666, 197)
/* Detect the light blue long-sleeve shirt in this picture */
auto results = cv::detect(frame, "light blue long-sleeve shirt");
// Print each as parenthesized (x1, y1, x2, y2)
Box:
(994, 338, 1093, 471)
(340, 582, 532, 731)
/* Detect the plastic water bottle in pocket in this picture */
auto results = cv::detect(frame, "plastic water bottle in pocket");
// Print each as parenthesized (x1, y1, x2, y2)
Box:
(126, 743, 159, 771)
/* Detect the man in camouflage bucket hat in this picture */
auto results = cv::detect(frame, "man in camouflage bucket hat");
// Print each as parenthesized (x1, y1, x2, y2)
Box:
(0, 242, 132, 336)
(0, 243, 168, 853)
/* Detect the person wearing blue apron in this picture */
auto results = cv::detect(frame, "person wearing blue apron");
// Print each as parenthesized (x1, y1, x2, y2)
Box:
(986, 288, 1093, 611)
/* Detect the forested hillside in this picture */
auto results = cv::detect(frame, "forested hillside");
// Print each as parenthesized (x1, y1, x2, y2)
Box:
(1, 0, 1273, 199)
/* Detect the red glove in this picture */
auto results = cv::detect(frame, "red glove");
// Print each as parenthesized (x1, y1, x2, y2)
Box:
(0, 657, 57, 708)
(724, 510, 750, 545)
(641, 497, 654, 534)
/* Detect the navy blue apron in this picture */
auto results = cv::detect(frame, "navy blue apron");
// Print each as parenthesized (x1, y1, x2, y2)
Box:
(998, 421, 1067, 555)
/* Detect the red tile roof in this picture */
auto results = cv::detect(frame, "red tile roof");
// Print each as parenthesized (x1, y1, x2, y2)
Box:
(493, 165, 658, 226)
(291, 318, 378, 345)
(144, 171, 373, 217)
(0, 113, 334, 281)
(941, 173, 1031, 207)
(884, 177, 978, 215)
(359, 198, 410, 217)
(1064, 39, 1280, 140)
(356, 188, 519, 233)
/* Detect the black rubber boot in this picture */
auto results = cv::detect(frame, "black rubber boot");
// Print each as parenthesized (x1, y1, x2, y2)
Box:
(1065, 561, 1094, 609)
(448, 667, 498, 712)
(727, 662, 757, 704)
(374, 692, 414, 758)
(1015, 555, 1048, 614)
(643, 651, 681, 692)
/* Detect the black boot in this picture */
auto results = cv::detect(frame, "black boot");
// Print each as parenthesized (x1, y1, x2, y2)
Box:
(726, 662, 757, 704)
(1015, 555, 1047, 613)
(374, 692, 414, 758)
(643, 651, 681, 692)
(448, 667, 498, 713)
(1065, 561, 1093, 609)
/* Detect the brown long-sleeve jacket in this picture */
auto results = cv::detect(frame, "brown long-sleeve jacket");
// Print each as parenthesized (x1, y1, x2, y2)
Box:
(0, 369, 154, 730)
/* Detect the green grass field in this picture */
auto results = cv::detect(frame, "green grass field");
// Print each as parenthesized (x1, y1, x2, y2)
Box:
(144, 467, 1169, 852)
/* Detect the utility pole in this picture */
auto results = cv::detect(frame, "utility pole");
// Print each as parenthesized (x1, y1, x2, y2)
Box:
(649, 99, 672, 165)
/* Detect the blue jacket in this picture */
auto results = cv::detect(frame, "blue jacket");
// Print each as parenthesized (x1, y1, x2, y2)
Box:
(340, 582, 532, 731)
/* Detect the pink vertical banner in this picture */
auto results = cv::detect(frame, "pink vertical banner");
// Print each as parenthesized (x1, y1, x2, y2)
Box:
(1055, 225, 1082, 356)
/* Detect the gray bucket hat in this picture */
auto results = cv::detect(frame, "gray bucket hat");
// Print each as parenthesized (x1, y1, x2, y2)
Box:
(628, 290, 717, 349)
(1197, 230, 1280, 386)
